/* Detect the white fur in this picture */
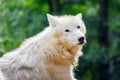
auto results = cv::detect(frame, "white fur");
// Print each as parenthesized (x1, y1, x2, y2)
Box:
(0, 13, 86, 80)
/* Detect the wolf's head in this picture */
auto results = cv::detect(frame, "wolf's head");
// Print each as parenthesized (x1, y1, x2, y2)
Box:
(47, 13, 86, 46)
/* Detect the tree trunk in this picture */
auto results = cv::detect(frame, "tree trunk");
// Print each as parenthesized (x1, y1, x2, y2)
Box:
(98, 0, 109, 47)
(98, 0, 109, 80)
(48, 0, 61, 13)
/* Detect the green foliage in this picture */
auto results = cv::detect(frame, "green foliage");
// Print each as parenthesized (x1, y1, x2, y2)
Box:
(0, 0, 48, 54)
(0, 0, 120, 80)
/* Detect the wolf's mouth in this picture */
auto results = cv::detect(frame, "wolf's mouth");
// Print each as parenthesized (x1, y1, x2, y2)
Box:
(78, 41, 84, 45)
(78, 40, 86, 45)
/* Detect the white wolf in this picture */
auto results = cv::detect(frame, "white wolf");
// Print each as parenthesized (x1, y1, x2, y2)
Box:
(0, 13, 86, 80)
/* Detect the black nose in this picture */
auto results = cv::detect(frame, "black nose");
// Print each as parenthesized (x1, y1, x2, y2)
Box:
(78, 37, 84, 42)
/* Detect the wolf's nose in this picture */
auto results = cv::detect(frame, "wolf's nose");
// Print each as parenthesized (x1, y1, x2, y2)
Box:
(78, 37, 85, 44)
(78, 37, 84, 42)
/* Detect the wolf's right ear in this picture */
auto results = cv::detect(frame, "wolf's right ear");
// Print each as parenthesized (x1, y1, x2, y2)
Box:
(47, 14, 58, 27)
(75, 13, 82, 20)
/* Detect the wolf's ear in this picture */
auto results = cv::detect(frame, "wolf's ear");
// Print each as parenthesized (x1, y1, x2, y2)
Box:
(75, 13, 82, 20)
(47, 14, 58, 27)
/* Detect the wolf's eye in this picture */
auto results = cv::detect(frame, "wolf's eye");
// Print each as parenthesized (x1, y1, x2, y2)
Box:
(65, 29, 70, 32)
(77, 26, 80, 29)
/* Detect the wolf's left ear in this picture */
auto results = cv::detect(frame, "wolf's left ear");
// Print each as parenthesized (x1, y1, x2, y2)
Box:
(75, 13, 82, 20)
(47, 14, 58, 27)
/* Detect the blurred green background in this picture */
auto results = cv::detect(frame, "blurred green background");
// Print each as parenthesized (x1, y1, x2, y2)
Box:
(0, 0, 120, 80)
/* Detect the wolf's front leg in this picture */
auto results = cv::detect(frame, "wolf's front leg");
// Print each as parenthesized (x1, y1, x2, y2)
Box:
(0, 70, 6, 80)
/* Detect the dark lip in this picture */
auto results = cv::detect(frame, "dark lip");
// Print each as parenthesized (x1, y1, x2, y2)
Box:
(78, 40, 86, 45)
(78, 41, 84, 45)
